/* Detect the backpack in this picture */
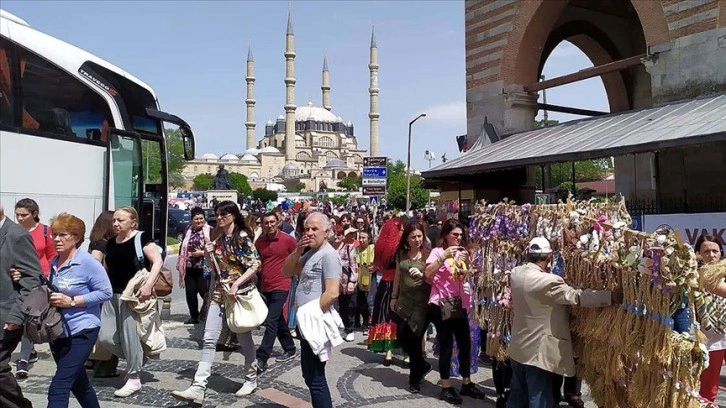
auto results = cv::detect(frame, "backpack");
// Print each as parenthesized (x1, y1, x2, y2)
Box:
(21, 273, 69, 344)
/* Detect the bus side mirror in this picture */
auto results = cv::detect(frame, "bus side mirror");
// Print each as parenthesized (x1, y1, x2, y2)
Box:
(180, 125, 195, 160)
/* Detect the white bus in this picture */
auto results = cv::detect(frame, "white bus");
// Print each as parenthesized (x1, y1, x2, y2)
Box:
(0, 10, 196, 249)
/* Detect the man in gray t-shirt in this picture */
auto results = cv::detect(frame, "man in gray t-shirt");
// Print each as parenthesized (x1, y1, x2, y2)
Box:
(282, 212, 340, 408)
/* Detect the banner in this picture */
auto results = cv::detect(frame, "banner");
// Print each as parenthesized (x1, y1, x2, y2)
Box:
(642, 212, 726, 246)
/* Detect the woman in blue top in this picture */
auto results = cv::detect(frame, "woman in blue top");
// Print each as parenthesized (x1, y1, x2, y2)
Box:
(47, 213, 113, 408)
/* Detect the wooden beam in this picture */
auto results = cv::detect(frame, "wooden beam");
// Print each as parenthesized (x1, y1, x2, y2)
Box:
(538, 103, 608, 117)
(524, 54, 645, 92)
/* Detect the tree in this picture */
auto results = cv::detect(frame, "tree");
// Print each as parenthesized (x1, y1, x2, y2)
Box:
(337, 175, 362, 191)
(289, 182, 306, 193)
(229, 172, 252, 197)
(531, 120, 608, 190)
(384, 159, 430, 210)
(192, 173, 214, 191)
(252, 188, 278, 202)
(140, 128, 188, 191)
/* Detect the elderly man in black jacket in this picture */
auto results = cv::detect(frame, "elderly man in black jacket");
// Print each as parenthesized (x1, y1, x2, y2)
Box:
(0, 204, 42, 408)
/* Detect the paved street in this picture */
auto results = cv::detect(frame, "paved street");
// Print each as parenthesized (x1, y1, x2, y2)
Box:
(14, 256, 726, 407)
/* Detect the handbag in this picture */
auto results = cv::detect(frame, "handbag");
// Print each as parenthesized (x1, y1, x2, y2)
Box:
(208, 245, 268, 333)
(222, 283, 268, 333)
(439, 296, 466, 321)
(133, 233, 173, 297)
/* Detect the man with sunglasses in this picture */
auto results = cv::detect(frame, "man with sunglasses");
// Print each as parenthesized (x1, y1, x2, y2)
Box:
(254, 212, 298, 374)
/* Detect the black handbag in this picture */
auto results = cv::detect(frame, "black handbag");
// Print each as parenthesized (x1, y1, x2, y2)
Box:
(440, 296, 466, 320)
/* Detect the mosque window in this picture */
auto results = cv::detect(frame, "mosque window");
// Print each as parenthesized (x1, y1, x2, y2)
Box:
(296, 151, 312, 161)
(319, 136, 335, 148)
(325, 150, 338, 160)
(250, 172, 259, 179)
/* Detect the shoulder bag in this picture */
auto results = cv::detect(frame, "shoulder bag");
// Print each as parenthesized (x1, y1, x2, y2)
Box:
(133, 232, 173, 297)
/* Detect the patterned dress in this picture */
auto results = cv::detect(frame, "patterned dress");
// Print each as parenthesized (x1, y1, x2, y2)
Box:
(210, 230, 259, 305)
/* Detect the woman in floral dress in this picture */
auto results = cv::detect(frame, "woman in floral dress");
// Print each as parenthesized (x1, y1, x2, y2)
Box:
(171, 201, 260, 405)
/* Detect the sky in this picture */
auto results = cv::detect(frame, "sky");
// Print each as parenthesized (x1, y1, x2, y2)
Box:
(3, 1, 608, 172)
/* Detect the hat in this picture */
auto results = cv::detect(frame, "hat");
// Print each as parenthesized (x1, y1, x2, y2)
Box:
(344, 227, 358, 236)
(528, 237, 552, 254)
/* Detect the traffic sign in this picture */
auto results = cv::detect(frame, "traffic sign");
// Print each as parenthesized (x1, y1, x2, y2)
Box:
(363, 186, 386, 195)
(362, 166, 387, 178)
(363, 156, 387, 167)
(362, 178, 387, 186)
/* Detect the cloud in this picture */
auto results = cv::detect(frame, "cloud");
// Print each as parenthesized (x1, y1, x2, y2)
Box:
(419, 100, 466, 127)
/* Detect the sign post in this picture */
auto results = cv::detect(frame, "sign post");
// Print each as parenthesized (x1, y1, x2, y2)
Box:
(362, 156, 388, 197)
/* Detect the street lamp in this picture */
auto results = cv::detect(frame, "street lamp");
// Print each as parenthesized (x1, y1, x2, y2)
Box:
(406, 112, 426, 215)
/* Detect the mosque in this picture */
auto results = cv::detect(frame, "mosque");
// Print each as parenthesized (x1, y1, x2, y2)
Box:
(181, 11, 381, 192)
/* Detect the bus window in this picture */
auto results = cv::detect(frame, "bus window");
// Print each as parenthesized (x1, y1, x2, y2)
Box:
(0, 38, 16, 126)
(110, 132, 141, 208)
(17, 44, 114, 140)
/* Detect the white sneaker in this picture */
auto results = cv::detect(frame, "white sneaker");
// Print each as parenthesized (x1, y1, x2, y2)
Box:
(345, 332, 355, 342)
(235, 381, 258, 397)
(114, 380, 141, 397)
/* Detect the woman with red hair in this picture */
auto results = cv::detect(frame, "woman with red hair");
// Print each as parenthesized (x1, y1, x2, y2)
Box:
(367, 217, 404, 365)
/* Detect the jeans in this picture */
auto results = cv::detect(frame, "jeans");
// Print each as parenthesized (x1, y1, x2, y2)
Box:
(288, 276, 299, 330)
(399, 322, 428, 385)
(507, 360, 555, 408)
(300, 337, 333, 408)
(18, 335, 35, 362)
(552, 373, 582, 401)
(367, 273, 381, 317)
(48, 328, 101, 408)
(338, 290, 357, 334)
(430, 305, 471, 380)
(0, 334, 32, 408)
(354, 289, 370, 328)
(257, 290, 296, 363)
(202, 303, 257, 382)
(493, 359, 512, 395)
(671, 304, 691, 334)
(184, 267, 207, 321)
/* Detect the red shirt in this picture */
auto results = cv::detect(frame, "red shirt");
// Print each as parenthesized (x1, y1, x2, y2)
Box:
(255, 231, 297, 293)
(30, 224, 57, 277)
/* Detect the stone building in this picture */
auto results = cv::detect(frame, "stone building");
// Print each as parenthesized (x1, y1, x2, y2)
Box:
(182, 11, 380, 192)
(423, 0, 726, 216)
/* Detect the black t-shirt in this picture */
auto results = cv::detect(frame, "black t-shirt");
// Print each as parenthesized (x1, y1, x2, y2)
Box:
(426, 226, 440, 247)
(88, 239, 108, 255)
(105, 231, 153, 293)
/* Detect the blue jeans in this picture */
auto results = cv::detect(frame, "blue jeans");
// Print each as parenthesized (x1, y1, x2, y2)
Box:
(48, 328, 101, 408)
(300, 338, 332, 408)
(672, 304, 691, 334)
(257, 290, 296, 363)
(507, 360, 555, 408)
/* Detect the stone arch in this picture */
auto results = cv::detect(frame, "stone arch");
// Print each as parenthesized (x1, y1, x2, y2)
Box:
(347, 171, 357, 178)
(501, 0, 667, 87)
(337, 171, 346, 179)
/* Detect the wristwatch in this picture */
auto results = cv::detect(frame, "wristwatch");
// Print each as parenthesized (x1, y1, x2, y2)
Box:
(69, 297, 76, 307)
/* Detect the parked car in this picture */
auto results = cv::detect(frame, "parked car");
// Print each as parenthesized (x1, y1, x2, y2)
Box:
(204, 208, 217, 228)
(168, 207, 191, 241)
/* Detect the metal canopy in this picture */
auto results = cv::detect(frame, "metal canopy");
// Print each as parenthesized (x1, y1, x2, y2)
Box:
(423, 94, 726, 180)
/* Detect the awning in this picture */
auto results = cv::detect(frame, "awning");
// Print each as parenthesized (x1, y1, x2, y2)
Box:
(422, 94, 726, 180)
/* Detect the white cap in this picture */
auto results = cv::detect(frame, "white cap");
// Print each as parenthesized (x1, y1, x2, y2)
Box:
(528, 237, 552, 254)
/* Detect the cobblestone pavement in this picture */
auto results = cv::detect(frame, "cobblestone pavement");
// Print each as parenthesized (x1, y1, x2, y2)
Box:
(14, 256, 726, 408)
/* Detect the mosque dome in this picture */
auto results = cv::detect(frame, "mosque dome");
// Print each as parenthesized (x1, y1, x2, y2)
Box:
(324, 158, 347, 169)
(201, 153, 218, 161)
(295, 101, 341, 123)
(282, 162, 299, 171)
(239, 153, 259, 163)
(245, 148, 261, 156)
(259, 146, 280, 154)
(220, 153, 239, 162)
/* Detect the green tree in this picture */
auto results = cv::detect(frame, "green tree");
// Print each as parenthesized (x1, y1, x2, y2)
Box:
(329, 194, 349, 207)
(337, 175, 362, 191)
(252, 188, 278, 202)
(289, 182, 306, 193)
(192, 173, 214, 191)
(385, 159, 430, 210)
(140, 128, 188, 190)
(229, 172, 252, 197)
(531, 120, 608, 189)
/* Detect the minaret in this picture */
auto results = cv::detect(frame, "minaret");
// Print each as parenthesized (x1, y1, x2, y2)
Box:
(321, 54, 331, 111)
(368, 26, 380, 157)
(284, 9, 297, 161)
(245, 47, 256, 150)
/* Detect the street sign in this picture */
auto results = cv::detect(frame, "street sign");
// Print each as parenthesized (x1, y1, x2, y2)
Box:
(363, 156, 387, 167)
(362, 178, 387, 186)
(363, 186, 386, 195)
(362, 167, 387, 178)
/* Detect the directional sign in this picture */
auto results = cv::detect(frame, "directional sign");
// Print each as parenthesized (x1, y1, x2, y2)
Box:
(362, 178, 387, 186)
(362, 166, 387, 178)
(363, 186, 386, 195)
(363, 156, 387, 167)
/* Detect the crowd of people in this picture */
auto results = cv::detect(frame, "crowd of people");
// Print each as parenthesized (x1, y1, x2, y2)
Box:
(0, 197, 723, 408)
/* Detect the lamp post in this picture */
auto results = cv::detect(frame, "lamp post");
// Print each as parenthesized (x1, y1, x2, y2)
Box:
(406, 112, 426, 216)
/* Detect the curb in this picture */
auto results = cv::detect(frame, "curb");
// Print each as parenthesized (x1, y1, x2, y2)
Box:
(166, 244, 180, 255)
